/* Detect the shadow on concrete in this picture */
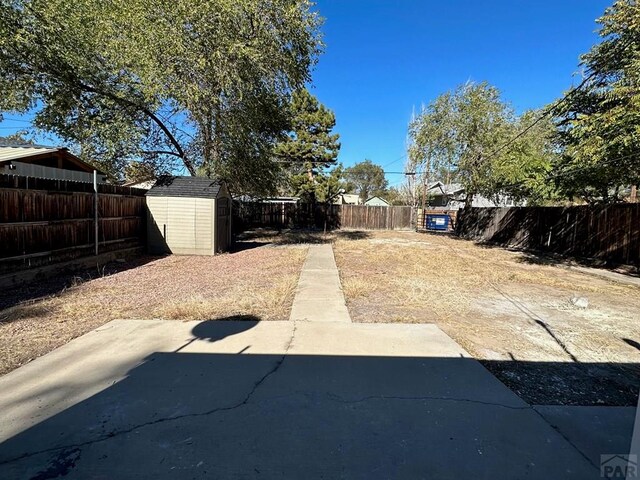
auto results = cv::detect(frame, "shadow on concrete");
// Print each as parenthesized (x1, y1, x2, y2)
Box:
(0, 256, 164, 314)
(0, 320, 636, 479)
(191, 317, 260, 343)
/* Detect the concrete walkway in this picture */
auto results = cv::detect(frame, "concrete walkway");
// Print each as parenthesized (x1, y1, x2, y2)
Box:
(289, 244, 351, 323)
(0, 319, 622, 479)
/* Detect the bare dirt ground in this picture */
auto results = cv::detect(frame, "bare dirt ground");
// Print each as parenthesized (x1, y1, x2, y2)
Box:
(0, 240, 306, 375)
(3, 227, 639, 406)
(333, 230, 640, 406)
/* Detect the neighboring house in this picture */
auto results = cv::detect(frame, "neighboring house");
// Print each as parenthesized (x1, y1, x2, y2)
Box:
(146, 176, 232, 255)
(334, 193, 360, 205)
(364, 196, 390, 206)
(0, 144, 107, 183)
(123, 178, 156, 190)
(427, 181, 518, 210)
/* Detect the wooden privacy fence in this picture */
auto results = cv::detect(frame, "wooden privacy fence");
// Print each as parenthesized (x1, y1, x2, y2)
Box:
(234, 202, 413, 231)
(234, 202, 305, 230)
(0, 174, 147, 275)
(457, 204, 640, 266)
(339, 205, 412, 230)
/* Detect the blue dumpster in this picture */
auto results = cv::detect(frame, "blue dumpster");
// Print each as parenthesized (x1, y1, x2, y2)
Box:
(426, 214, 449, 232)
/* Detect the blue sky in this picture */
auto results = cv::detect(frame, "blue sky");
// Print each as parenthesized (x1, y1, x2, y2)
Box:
(311, 0, 611, 186)
(0, 1, 611, 186)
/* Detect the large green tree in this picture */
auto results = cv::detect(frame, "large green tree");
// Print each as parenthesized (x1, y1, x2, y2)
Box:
(343, 159, 388, 202)
(554, 0, 640, 202)
(488, 111, 561, 205)
(408, 82, 559, 205)
(0, 0, 322, 194)
(274, 88, 341, 201)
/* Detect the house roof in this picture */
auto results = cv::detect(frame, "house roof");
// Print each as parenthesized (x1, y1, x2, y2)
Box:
(365, 195, 390, 205)
(146, 176, 224, 199)
(428, 182, 465, 195)
(0, 145, 105, 174)
(123, 178, 156, 189)
(0, 145, 58, 162)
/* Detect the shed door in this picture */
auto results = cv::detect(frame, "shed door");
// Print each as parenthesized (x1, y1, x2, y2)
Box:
(167, 197, 197, 253)
(194, 198, 213, 253)
(216, 197, 231, 253)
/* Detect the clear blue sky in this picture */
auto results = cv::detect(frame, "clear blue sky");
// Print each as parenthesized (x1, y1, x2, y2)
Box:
(310, 0, 611, 186)
(0, 0, 611, 186)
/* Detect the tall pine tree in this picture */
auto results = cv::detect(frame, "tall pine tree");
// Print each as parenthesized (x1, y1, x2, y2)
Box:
(274, 89, 341, 201)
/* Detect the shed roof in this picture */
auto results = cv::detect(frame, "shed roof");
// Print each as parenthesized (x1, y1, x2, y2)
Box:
(146, 176, 223, 199)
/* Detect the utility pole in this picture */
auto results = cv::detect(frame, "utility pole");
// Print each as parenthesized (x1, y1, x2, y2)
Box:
(419, 158, 430, 231)
(404, 171, 417, 229)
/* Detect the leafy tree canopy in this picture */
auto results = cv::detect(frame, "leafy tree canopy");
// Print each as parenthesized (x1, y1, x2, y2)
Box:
(343, 159, 388, 202)
(408, 82, 559, 205)
(0, 0, 323, 194)
(554, 0, 640, 202)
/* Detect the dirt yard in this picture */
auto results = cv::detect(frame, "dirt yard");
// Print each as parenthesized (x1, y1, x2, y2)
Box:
(3, 228, 639, 406)
(333, 230, 640, 406)
(0, 240, 306, 375)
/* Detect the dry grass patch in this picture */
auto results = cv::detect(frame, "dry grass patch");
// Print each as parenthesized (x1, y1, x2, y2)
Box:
(0, 245, 306, 375)
(158, 274, 299, 321)
(334, 230, 640, 405)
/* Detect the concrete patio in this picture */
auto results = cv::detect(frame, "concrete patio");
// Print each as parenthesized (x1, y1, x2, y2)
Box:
(0, 318, 631, 479)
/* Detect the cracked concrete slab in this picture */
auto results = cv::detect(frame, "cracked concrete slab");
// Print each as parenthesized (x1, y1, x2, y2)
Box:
(289, 244, 351, 322)
(0, 320, 600, 479)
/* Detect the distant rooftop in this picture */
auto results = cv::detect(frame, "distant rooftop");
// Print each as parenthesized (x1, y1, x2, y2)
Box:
(0, 145, 64, 162)
(428, 182, 465, 195)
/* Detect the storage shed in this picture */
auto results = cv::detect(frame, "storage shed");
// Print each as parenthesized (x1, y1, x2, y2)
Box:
(146, 176, 232, 255)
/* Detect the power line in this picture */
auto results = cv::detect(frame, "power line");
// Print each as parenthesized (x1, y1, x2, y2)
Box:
(484, 72, 598, 161)
(432, 234, 578, 361)
(0, 116, 34, 124)
(488, 151, 638, 195)
(381, 153, 407, 169)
